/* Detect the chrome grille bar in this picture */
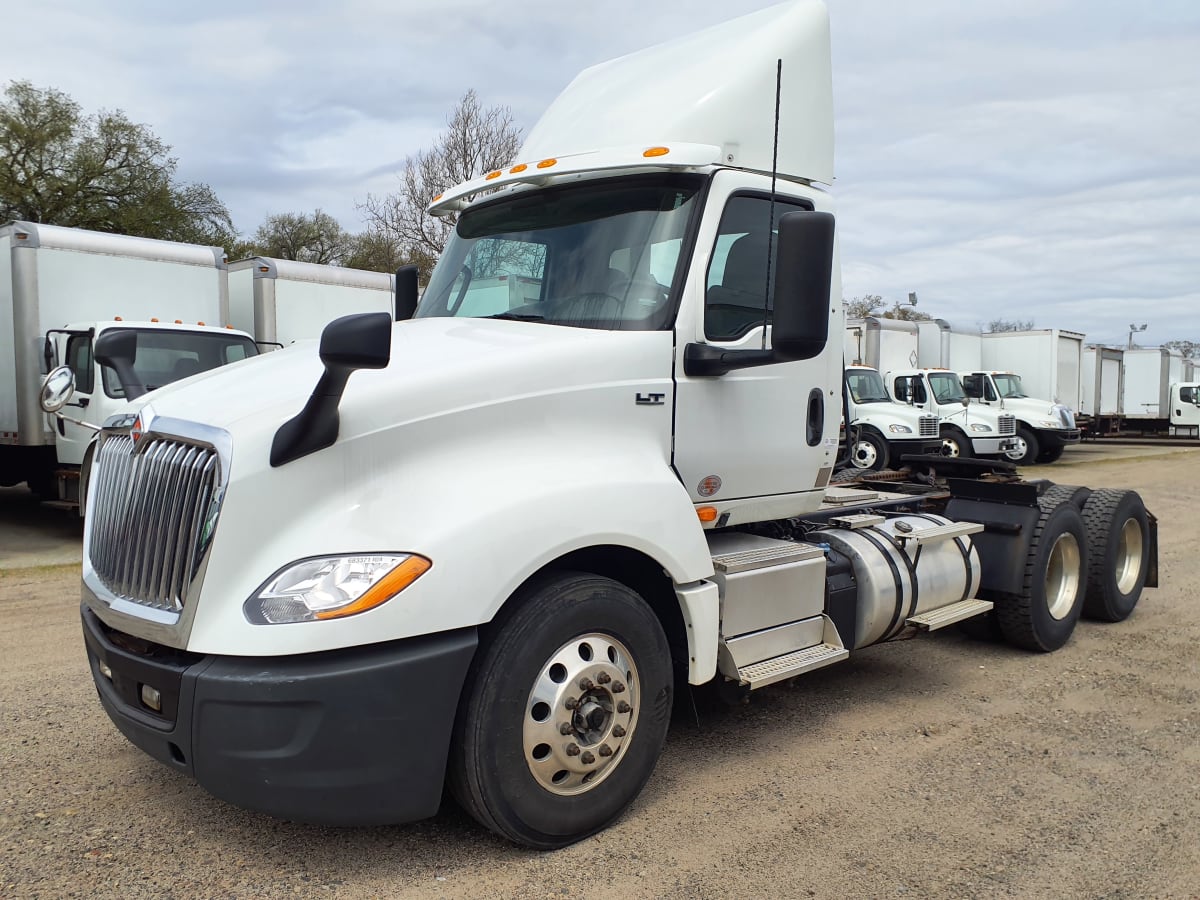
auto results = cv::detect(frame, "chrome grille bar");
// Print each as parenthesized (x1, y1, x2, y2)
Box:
(89, 433, 222, 612)
(918, 415, 939, 438)
(998, 414, 1016, 436)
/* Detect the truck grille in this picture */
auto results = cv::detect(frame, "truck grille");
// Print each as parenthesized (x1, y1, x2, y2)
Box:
(998, 414, 1016, 436)
(918, 415, 939, 438)
(89, 433, 222, 613)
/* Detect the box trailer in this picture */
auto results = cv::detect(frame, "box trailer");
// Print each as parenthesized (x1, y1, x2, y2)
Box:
(228, 258, 395, 347)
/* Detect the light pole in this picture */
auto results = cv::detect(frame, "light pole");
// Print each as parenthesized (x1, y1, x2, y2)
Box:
(1127, 323, 1147, 349)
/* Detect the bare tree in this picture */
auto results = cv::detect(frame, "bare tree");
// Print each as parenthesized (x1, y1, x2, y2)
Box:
(248, 209, 353, 265)
(844, 294, 884, 318)
(986, 318, 1035, 332)
(359, 90, 522, 277)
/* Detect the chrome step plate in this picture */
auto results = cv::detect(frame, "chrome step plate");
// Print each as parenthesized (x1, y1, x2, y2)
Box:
(906, 598, 994, 632)
(737, 643, 848, 689)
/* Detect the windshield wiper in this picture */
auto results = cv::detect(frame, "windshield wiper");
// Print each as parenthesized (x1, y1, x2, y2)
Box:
(483, 312, 546, 322)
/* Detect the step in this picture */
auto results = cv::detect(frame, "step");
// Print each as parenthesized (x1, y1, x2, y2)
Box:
(736, 643, 848, 689)
(906, 598, 994, 632)
(891, 521, 983, 548)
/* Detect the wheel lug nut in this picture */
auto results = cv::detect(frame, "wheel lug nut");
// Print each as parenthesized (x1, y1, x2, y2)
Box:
(596, 672, 611, 684)
(580, 751, 596, 764)
(564, 697, 579, 710)
(598, 744, 613, 757)
(617, 701, 631, 714)
(611, 681, 626, 694)
(612, 725, 626, 737)
(559, 722, 573, 735)
(566, 743, 581, 756)
(579, 678, 594, 691)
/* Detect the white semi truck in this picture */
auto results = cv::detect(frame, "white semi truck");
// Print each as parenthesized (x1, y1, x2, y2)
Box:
(73, 2, 1156, 849)
(227, 257, 396, 347)
(1, 221, 258, 509)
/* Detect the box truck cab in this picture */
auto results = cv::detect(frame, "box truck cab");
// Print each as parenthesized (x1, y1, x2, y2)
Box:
(1, 221, 258, 510)
(76, 1, 1155, 850)
(842, 365, 940, 470)
(958, 370, 1081, 464)
(1170, 383, 1200, 435)
(884, 368, 1018, 458)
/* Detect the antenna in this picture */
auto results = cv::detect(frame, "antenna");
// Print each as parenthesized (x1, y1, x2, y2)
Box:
(762, 58, 783, 350)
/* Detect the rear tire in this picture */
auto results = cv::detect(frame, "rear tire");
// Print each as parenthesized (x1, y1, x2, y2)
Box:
(996, 497, 1089, 652)
(449, 572, 673, 848)
(1080, 489, 1149, 622)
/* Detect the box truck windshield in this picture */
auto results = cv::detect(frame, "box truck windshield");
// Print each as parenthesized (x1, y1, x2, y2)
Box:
(416, 176, 703, 330)
(93, 328, 257, 397)
(846, 369, 891, 403)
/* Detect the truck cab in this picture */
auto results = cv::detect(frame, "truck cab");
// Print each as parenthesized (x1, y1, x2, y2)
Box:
(1170, 382, 1200, 436)
(885, 368, 1018, 458)
(41, 320, 258, 509)
(842, 365, 940, 470)
(958, 370, 1080, 464)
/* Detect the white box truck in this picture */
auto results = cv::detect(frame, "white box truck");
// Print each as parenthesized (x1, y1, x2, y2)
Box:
(227, 257, 395, 347)
(1079, 346, 1124, 434)
(1119, 348, 1200, 436)
(1, 221, 258, 509)
(76, 2, 1157, 849)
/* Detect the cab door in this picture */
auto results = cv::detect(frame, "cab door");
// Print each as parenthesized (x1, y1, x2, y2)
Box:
(672, 174, 840, 518)
(53, 331, 100, 468)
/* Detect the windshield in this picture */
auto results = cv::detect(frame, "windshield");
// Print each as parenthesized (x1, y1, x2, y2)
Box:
(928, 372, 966, 404)
(101, 329, 258, 398)
(416, 174, 704, 331)
(991, 374, 1027, 398)
(845, 369, 890, 403)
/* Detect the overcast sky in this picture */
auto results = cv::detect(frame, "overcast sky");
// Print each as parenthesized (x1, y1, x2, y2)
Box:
(5, 1, 1198, 347)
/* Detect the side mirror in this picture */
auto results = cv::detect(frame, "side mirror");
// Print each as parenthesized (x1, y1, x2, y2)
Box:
(395, 265, 420, 322)
(93, 329, 147, 401)
(39, 366, 76, 413)
(961, 397, 970, 407)
(772, 210, 835, 361)
(270, 313, 392, 467)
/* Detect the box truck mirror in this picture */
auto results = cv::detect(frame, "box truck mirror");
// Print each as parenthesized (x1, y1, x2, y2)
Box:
(39, 365, 76, 413)
(395, 265, 420, 321)
(270, 312, 393, 467)
(772, 211, 834, 361)
(93, 329, 147, 401)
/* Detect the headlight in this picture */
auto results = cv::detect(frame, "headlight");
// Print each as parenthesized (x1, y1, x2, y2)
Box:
(1037, 420, 1061, 429)
(244, 554, 431, 625)
(888, 424, 913, 434)
(969, 423, 993, 432)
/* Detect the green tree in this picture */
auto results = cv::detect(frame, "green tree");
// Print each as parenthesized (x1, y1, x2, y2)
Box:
(248, 209, 354, 264)
(0, 80, 234, 246)
(359, 90, 522, 277)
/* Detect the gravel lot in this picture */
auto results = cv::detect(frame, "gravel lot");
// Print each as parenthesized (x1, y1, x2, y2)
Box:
(2, 445, 1198, 898)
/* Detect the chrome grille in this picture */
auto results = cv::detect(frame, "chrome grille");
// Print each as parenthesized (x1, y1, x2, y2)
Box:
(998, 414, 1016, 436)
(89, 433, 221, 612)
(918, 415, 939, 438)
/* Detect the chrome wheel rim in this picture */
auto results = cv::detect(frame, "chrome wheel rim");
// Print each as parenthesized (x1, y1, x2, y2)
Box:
(1045, 532, 1082, 620)
(942, 436, 962, 458)
(523, 633, 640, 796)
(1005, 437, 1028, 461)
(850, 439, 879, 469)
(1114, 517, 1144, 594)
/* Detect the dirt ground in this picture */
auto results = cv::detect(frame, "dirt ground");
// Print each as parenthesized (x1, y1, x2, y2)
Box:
(1, 447, 1198, 899)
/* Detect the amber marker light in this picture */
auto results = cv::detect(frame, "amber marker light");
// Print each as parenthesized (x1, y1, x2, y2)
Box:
(197, 321, 206, 326)
(174, 319, 182, 324)
(150, 317, 159, 322)
(510, 163, 528, 173)
(643, 146, 670, 158)
(114, 316, 123, 321)
(536, 158, 557, 169)
(433, 192, 444, 202)
(485, 170, 502, 180)
(314, 555, 432, 620)
(697, 506, 719, 523)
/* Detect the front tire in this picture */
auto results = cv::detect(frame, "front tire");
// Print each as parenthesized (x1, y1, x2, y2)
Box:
(1080, 489, 1149, 622)
(996, 497, 1089, 652)
(940, 426, 973, 459)
(449, 572, 673, 848)
(848, 429, 889, 471)
(1036, 444, 1065, 464)
(1004, 426, 1040, 465)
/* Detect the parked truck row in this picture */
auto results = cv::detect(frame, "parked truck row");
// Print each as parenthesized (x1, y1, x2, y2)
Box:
(2, 220, 400, 511)
(65, 0, 1158, 851)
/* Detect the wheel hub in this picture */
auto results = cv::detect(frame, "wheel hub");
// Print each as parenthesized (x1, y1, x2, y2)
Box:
(851, 440, 877, 469)
(523, 633, 639, 796)
(1045, 531, 1082, 620)
(1115, 516, 1143, 594)
(1005, 437, 1028, 461)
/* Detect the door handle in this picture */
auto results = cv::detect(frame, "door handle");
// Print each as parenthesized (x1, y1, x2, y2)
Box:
(806, 388, 824, 447)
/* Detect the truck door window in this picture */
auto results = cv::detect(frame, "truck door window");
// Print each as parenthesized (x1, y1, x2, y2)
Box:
(894, 376, 926, 404)
(704, 194, 808, 341)
(66, 334, 94, 394)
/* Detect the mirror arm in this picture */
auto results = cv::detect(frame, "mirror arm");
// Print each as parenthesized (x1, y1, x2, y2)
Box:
(54, 412, 101, 433)
(683, 343, 778, 377)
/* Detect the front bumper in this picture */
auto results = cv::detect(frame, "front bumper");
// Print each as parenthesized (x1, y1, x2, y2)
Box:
(82, 603, 477, 825)
(970, 436, 1019, 455)
(1037, 428, 1082, 448)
